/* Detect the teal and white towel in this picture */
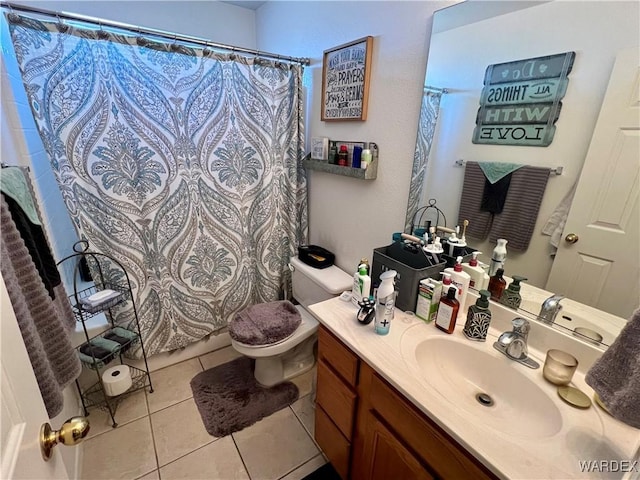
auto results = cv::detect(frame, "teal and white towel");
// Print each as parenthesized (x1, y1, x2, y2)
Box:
(0, 166, 41, 225)
(478, 162, 523, 184)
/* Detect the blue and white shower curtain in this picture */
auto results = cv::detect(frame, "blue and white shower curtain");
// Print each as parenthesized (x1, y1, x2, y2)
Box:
(7, 14, 308, 356)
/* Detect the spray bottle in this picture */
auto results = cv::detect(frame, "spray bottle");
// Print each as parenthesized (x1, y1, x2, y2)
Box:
(375, 270, 397, 335)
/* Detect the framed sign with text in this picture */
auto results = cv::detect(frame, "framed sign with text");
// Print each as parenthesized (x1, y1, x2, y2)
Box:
(473, 51, 575, 146)
(321, 36, 373, 121)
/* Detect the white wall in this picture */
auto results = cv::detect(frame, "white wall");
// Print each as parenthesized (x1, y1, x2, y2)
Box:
(255, 1, 448, 276)
(421, 1, 640, 287)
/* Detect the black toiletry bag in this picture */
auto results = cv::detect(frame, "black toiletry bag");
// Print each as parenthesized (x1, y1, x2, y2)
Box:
(298, 245, 335, 269)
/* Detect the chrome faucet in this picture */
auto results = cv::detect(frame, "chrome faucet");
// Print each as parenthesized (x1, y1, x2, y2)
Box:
(538, 294, 565, 324)
(493, 318, 540, 369)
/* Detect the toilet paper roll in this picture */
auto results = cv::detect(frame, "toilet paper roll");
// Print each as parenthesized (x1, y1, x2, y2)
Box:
(102, 365, 132, 396)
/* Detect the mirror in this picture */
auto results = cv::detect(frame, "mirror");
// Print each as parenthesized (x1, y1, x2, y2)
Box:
(409, 0, 639, 347)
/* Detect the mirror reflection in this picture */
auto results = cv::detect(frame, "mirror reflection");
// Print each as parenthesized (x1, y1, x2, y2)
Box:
(410, 0, 639, 348)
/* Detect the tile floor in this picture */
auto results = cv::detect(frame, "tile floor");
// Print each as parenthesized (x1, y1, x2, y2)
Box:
(80, 346, 326, 480)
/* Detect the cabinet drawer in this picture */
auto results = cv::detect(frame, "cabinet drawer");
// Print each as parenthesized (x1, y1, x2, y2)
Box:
(315, 405, 350, 480)
(318, 326, 359, 387)
(367, 365, 496, 480)
(316, 360, 357, 440)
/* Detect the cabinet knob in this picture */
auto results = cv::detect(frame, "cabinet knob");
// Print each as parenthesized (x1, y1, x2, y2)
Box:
(40, 416, 90, 461)
(564, 233, 579, 244)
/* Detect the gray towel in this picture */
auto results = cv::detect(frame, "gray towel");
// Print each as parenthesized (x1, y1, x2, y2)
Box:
(585, 308, 640, 429)
(229, 300, 301, 346)
(488, 165, 550, 251)
(458, 163, 551, 251)
(458, 162, 493, 240)
(1, 195, 81, 418)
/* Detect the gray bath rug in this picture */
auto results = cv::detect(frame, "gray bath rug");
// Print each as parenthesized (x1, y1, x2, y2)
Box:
(190, 356, 299, 437)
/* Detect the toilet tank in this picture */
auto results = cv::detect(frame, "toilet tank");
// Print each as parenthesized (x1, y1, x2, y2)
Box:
(289, 256, 352, 308)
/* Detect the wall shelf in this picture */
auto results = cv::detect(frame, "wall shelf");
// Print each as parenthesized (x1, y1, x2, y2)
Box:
(302, 143, 378, 180)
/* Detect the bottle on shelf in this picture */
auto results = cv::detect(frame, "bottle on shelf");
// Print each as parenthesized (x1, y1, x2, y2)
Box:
(337, 145, 349, 166)
(328, 141, 338, 165)
(361, 148, 372, 169)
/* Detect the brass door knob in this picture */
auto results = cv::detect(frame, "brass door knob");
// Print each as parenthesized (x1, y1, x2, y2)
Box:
(40, 416, 90, 461)
(565, 233, 579, 244)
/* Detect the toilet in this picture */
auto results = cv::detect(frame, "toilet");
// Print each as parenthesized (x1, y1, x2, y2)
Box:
(230, 256, 352, 387)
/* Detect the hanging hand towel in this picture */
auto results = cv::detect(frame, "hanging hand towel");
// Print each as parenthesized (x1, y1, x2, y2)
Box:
(458, 162, 493, 240)
(478, 162, 524, 214)
(585, 308, 640, 429)
(488, 166, 551, 252)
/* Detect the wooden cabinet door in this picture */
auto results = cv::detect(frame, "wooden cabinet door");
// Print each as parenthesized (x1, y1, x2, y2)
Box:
(360, 410, 434, 480)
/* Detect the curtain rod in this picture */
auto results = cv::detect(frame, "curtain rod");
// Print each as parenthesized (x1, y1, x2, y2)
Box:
(424, 85, 449, 94)
(454, 159, 563, 176)
(0, 1, 311, 66)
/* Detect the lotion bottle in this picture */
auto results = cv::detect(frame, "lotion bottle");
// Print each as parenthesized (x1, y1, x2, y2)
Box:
(352, 264, 371, 306)
(488, 238, 508, 276)
(375, 270, 396, 335)
(461, 251, 489, 290)
(435, 287, 460, 334)
(447, 256, 471, 310)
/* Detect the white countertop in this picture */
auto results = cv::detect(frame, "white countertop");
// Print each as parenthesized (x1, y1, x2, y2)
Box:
(310, 296, 640, 480)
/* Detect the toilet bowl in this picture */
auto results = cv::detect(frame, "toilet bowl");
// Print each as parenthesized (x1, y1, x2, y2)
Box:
(230, 255, 352, 387)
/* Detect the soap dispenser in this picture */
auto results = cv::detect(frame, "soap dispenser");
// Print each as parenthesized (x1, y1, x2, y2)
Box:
(500, 275, 528, 309)
(463, 290, 492, 341)
(487, 268, 507, 301)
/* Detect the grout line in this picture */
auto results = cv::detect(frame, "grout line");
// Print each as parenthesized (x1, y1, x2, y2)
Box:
(230, 434, 252, 479)
(147, 404, 162, 476)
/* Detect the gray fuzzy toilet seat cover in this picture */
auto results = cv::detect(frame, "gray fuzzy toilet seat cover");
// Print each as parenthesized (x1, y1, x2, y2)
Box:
(229, 300, 302, 346)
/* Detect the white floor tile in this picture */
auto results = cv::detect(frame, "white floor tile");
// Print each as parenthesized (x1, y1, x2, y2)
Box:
(81, 417, 157, 480)
(160, 437, 249, 480)
(199, 345, 242, 370)
(150, 398, 214, 466)
(86, 391, 148, 439)
(279, 454, 326, 480)
(233, 408, 320, 480)
(291, 394, 316, 438)
(146, 358, 203, 413)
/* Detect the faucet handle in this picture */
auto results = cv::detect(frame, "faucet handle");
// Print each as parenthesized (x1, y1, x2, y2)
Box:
(511, 317, 530, 336)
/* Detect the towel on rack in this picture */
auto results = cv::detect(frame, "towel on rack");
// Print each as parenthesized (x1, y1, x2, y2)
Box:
(542, 180, 578, 252)
(488, 166, 550, 251)
(458, 162, 494, 240)
(1, 195, 81, 418)
(585, 308, 640, 429)
(0, 166, 41, 225)
(458, 163, 550, 251)
(478, 162, 523, 214)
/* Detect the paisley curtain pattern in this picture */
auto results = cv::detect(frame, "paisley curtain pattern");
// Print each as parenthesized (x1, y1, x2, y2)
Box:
(404, 90, 442, 233)
(7, 14, 308, 356)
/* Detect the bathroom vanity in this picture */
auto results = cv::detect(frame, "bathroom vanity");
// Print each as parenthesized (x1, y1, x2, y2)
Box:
(310, 296, 639, 479)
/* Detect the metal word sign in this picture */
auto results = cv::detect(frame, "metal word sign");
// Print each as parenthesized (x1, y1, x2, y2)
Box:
(473, 52, 575, 146)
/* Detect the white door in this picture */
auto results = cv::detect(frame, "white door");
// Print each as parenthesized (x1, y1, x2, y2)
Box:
(1, 274, 70, 479)
(546, 47, 640, 319)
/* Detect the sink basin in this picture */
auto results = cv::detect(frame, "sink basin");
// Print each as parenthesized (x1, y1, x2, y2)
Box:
(405, 335, 563, 439)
